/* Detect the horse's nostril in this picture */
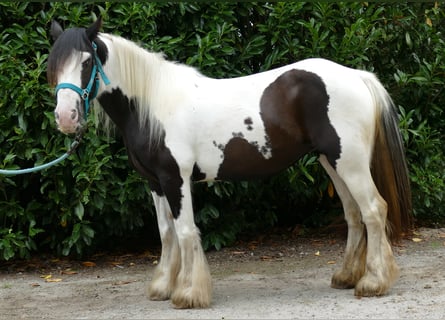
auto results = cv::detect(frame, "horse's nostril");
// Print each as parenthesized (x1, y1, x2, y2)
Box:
(71, 109, 77, 120)
(54, 111, 59, 120)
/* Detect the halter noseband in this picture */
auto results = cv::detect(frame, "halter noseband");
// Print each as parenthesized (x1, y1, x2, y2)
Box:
(55, 42, 110, 119)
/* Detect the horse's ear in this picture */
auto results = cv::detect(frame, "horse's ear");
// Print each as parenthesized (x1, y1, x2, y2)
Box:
(50, 20, 64, 42)
(86, 17, 102, 41)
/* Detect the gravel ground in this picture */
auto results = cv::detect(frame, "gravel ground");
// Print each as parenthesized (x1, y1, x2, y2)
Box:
(1, 227, 444, 319)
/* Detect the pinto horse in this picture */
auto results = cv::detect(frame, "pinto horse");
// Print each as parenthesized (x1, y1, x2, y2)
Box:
(47, 18, 412, 309)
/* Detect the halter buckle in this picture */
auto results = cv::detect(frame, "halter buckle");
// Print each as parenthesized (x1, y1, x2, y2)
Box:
(81, 89, 89, 100)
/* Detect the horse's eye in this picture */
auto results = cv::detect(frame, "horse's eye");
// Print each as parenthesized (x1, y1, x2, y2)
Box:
(82, 58, 92, 68)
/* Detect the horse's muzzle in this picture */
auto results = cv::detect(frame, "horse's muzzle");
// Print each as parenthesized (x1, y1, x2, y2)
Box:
(55, 108, 85, 134)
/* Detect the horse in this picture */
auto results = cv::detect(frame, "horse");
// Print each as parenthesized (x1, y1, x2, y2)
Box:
(47, 18, 412, 309)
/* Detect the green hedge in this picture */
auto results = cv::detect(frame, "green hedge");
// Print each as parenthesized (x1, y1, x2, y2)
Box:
(1, 2, 444, 260)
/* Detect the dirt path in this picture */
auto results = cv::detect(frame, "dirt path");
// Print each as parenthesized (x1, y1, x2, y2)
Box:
(1, 227, 444, 319)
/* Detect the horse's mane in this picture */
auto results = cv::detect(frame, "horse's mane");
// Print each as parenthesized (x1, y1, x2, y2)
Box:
(94, 33, 202, 144)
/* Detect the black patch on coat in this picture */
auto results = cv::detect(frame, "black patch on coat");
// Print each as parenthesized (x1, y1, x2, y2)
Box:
(97, 88, 184, 219)
(244, 117, 253, 130)
(216, 69, 340, 180)
(232, 132, 244, 139)
(192, 163, 206, 182)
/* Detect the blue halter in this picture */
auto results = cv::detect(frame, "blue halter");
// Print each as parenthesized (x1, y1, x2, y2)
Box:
(55, 42, 110, 119)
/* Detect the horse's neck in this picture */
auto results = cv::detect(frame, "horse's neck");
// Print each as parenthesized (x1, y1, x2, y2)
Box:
(101, 34, 163, 99)
(100, 34, 200, 126)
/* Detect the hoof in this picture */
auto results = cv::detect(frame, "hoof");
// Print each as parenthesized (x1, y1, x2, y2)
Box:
(331, 269, 360, 289)
(147, 275, 174, 301)
(148, 286, 171, 301)
(171, 289, 211, 309)
(354, 275, 389, 297)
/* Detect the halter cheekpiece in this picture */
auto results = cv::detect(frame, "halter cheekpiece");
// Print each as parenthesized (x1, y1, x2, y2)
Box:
(55, 42, 110, 119)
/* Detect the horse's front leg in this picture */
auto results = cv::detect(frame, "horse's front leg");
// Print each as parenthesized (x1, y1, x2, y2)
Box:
(170, 177, 212, 309)
(148, 192, 181, 301)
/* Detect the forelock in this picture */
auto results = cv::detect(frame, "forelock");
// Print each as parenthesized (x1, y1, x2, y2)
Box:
(47, 27, 93, 86)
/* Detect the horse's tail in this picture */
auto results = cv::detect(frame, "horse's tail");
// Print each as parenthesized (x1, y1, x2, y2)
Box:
(360, 72, 413, 241)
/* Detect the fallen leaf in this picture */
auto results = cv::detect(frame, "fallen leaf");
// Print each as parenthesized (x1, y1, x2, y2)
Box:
(61, 269, 78, 275)
(438, 233, 445, 238)
(314, 251, 320, 256)
(327, 261, 336, 264)
(260, 255, 273, 261)
(311, 240, 324, 247)
(247, 241, 259, 251)
(152, 260, 158, 265)
(412, 238, 423, 242)
(46, 278, 62, 283)
(110, 261, 125, 268)
(30, 283, 40, 287)
(231, 251, 246, 255)
(40, 274, 52, 279)
(82, 261, 96, 267)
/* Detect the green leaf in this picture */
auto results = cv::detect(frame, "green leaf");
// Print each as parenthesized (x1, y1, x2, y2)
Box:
(74, 202, 84, 221)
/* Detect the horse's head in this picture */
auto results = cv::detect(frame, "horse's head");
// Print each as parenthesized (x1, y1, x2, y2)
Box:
(47, 18, 105, 134)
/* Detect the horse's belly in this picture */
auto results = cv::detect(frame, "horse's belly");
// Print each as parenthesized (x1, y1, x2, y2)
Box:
(196, 133, 312, 182)
(218, 137, 311, 180)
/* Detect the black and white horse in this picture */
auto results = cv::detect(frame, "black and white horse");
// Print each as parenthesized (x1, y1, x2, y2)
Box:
(47, 18, 411, 308)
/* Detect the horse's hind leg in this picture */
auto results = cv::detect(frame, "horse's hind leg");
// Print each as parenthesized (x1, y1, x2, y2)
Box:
(333, 153, 400, 296)
(319, 155, 366, 289)
(148, 193, 181, 301)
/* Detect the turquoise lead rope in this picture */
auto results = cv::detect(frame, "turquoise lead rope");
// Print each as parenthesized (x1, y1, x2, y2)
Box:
(0, 137, 81, 176)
